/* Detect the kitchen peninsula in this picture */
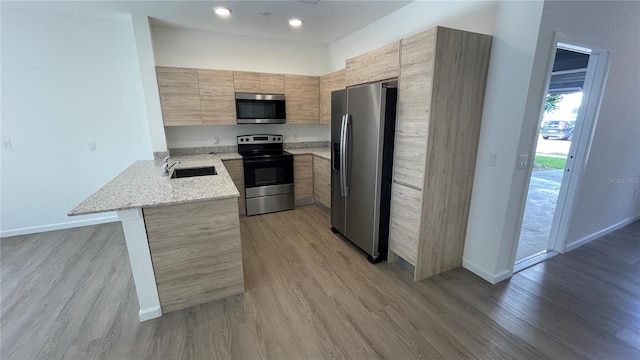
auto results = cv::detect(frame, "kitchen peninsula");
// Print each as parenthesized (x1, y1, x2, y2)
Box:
(68, 154, 245, 321)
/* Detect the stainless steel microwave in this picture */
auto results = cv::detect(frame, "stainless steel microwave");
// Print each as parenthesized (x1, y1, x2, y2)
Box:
(235, 93, 286, 124)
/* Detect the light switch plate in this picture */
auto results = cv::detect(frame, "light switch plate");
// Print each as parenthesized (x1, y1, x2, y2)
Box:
(489, 152, 498, 167)
(518, 154, 529, 169)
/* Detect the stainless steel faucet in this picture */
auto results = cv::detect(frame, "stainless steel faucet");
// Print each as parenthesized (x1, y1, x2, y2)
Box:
(162, 156, 180, 176)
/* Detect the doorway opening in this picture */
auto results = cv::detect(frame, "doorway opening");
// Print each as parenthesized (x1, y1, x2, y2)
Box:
(514, 40, 609, 271)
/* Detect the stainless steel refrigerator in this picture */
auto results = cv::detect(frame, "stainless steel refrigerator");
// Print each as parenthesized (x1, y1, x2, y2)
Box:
(331, 80, 397, 263)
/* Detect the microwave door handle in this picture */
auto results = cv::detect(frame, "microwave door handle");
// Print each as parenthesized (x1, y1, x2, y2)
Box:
(339, 115, 347, 197)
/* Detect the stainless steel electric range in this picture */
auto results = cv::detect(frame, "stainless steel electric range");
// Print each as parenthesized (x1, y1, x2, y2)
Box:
(237, 134, 294, 216)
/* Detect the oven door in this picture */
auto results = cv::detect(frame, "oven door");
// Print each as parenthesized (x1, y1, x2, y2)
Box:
(243, 156, 294, 197)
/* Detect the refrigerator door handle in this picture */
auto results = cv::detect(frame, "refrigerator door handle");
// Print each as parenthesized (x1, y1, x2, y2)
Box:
(344, 114, 351, 197)
(339, 114, 347, 197)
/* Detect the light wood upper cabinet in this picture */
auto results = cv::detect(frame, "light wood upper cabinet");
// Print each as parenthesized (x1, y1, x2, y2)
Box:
(284, 75, 304, 124)
(313, 156, 331, 208)
(285, 75, 319, 124)
(302, 76, 319, 123)
(345, 41, 400, 87)
(388, 27, 492, 281)
(198, 69, 236, 125)
(319, 69, 345, 124)
(233, 71, 261, 93)
(156, 67, 202, 126)
(233, 71, 285, 94)
(259, 73, 285, 94)
(294, 154, 313, 201)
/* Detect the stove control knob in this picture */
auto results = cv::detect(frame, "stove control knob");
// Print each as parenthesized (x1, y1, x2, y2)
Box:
(278, 137, 282, 141)
(239, 138, 243, 142)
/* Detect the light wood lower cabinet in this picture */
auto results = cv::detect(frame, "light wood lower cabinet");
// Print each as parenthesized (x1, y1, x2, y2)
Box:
(388, 26, 492, 281)
(294, 155, 313, 203)
(313, 156, 331, 208)
(144, 198, 244, 314)
(222, 159, 245, 214)
(388, 182, 421, 265)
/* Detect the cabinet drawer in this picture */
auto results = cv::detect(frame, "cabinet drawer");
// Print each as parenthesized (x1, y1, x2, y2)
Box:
(388, 182, 422, 265)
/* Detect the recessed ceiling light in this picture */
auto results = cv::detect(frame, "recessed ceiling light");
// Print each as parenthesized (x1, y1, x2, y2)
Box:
(288, 18, 303, 27)
(214, 7, 231, 18)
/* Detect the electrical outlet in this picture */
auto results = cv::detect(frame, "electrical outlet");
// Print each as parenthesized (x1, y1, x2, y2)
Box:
(213, 136, 219, 145)
(489, 152, 498, 167)
(88, 141, 97, 151)
(2, 140, 13, 151)
(518, 154, 529, 169)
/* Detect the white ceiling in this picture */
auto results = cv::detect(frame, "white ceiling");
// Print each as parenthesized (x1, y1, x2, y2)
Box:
(3, 1, 413, 45)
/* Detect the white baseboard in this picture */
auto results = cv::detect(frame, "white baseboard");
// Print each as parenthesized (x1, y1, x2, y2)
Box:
(0, 215, 118, 238)
(138, 305, 162, 322)
(462, 258, 513, 284)
(563, 214, 640, 253)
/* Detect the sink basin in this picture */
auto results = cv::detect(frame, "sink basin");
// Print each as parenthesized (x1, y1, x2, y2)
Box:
(171, 166, 217, 179)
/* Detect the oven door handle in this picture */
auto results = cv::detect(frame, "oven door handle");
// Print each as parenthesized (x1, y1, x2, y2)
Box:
(243, 157, 292, 164)
(339, 114, 346, 197)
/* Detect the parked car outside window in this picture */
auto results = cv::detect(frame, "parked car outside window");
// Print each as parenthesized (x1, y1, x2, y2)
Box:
(541, 120, 575, 140)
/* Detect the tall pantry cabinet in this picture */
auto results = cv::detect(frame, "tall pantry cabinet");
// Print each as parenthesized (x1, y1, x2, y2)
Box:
(389, 27, 492, 281)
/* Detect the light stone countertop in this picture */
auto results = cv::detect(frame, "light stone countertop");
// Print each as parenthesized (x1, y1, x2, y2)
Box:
(68, 154, 241, 216)
(286, 147, 330, 160)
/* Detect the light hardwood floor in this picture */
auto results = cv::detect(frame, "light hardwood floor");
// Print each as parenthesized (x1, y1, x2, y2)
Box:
(2, 206, 639, 359)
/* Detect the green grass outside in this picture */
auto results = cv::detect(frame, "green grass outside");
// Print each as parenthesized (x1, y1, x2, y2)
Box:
(534, 155, 567, 169)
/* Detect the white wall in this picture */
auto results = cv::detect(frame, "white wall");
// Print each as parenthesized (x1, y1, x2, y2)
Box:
(329, 0, 498, 71)
(1, 7, 153, 236)
(536, 1, 640, 247)
(463, 0, 546, 282)
(464, 0, 640, 283)
(152, 26, 331, 75)
(152, 25, 332, 148)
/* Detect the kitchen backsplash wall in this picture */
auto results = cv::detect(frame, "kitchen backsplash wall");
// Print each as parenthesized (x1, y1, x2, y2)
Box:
(164, 124, 330, 149)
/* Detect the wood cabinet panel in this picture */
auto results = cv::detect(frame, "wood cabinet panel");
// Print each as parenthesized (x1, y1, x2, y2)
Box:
(414, 28, 492, 281)
(144, 199, 244, 314)
(313, 156, 331, 208)
(388, 183, 422, 265)
(285, 75, 319, 123)
(222, 160, 245, 214)
(198, 69, 235, 125)
(319, 69, 345, 124)
(157, 67, 200, 96)
(156, 67, 202, 126)
(285, 75, 304, 124)
(393, 29, 437, 189)
(345, 41, 400, 87)
(233, 71, 260, 93)
(302, 76, 320, 123)
(259, 73, 285, 94)
(294, 155, 313, 201)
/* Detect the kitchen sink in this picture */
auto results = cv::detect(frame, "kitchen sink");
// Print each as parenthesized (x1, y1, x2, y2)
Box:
(171, 166, 217, 178)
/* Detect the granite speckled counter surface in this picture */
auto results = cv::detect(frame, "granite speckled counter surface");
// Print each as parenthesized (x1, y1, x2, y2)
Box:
(68, 154, 242, 216)
(287, 147, 330, 160)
